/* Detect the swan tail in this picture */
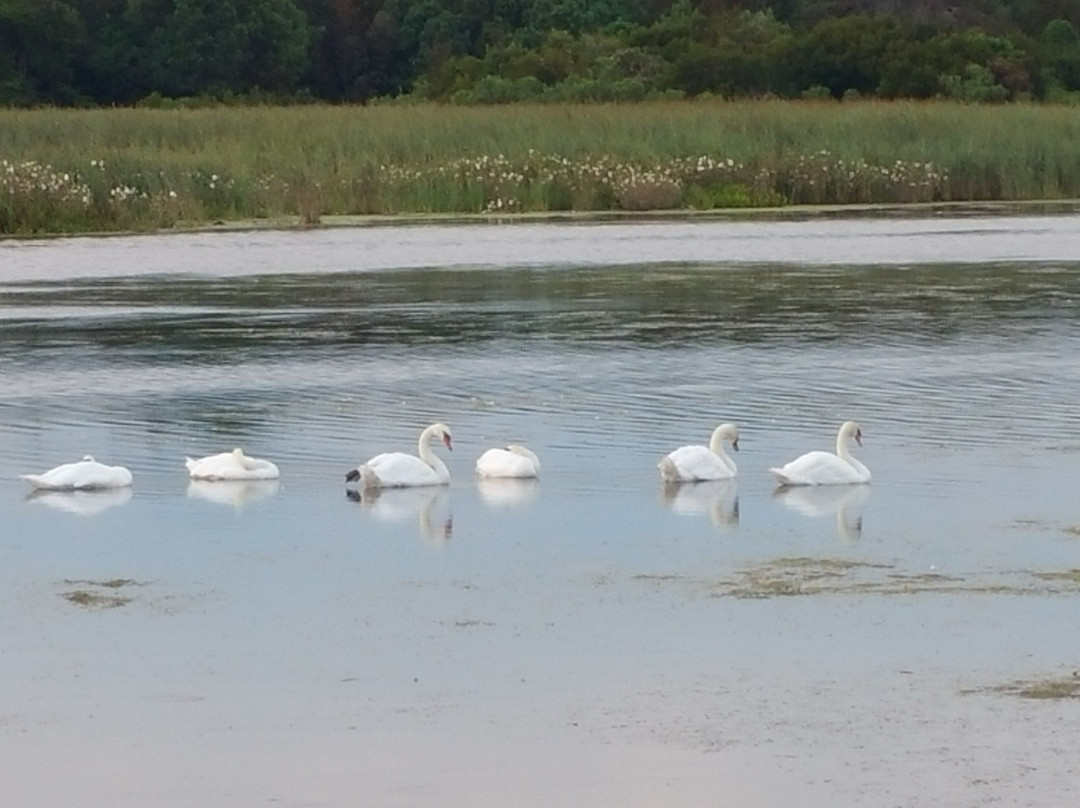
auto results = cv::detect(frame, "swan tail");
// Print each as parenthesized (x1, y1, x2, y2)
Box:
(357, 464, 381, 488)
(658, 456, 683, 482)
(19, 474, 46, 488)
(769, 467, 795, 486)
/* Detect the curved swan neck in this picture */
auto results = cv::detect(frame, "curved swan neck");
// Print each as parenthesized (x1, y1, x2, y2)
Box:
(708, 425, 738, 473)
(836, 422, 861, 463)
(836, 432, 851, 460)
(417, 424, 451, 476)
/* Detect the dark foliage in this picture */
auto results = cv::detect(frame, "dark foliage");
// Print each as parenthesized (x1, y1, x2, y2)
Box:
(1, 0, 1078, 105)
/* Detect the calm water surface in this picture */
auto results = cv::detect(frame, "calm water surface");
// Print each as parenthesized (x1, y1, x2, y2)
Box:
(2, 215, 1079, 807)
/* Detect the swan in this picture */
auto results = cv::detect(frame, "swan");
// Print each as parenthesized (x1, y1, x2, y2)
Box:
(770, 421, 871, 486)
(475, 444, 540, 478)
(185, 448, 280, 481)
(658, 423, 739, 482)
(345, 422, 452, 488)
(20, 455, 133, 490)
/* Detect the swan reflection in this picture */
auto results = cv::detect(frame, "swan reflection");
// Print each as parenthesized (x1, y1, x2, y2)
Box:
(187, 479, 280, 509)
(660, 479, 739, 530)
(477, 477, 540, 508)
(26, 486, 133, 516)
(773, 484, 870, 540)
(347, 486, 453, 546)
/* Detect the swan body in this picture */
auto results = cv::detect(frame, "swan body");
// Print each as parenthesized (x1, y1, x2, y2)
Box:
(20, 455, 133, 490)
(185, 448, 280, 481)
(770, 421, 870, 486)
(475, 444, 540, 478)
(346, 423, 453, 489)
(659, 423, 739, 482)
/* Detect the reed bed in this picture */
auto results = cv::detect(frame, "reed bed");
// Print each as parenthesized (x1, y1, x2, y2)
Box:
(2, 100, 1079, 234)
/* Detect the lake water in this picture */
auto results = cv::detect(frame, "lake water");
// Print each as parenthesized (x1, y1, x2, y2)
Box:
(2, 215, 1079, 807)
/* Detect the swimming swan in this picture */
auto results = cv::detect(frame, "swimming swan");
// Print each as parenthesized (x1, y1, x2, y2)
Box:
(658, 423, 739, 482)
(20, 455, 133, 490)
(345, 423, 453, 488)
(770, 421, 870, 486)
(185, 448, 280, 481)
(475, 444, 540, 478)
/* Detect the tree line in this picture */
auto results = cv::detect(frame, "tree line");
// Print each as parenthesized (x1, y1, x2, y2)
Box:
(2, 0, 1079, 106)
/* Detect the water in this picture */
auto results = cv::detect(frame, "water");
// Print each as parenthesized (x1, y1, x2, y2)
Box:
(2, 215, 1080, 807)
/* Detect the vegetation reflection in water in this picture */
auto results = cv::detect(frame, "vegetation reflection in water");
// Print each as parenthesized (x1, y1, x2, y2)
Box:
(2, 262, 1077, 352)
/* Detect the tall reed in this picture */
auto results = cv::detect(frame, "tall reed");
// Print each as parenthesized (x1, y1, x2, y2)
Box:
(2, 100, 1079, 234)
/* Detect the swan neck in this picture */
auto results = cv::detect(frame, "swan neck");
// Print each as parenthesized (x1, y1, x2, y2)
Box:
(709, 430, 735, 473)
(418, 426, 448, 476)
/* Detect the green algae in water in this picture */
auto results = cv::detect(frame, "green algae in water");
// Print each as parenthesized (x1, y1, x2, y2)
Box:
(59, 578, 144, 609)
(968, 672, 1080, 700)
(62, 590, 133, 609)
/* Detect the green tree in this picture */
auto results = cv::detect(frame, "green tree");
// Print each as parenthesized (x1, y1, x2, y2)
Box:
(147, 0, 315, 97)
(0, 0, 86, 103)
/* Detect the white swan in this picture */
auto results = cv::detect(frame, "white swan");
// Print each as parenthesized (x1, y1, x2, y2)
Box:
(658, 423, 739, 482)
(475, 444, 540, 478)
(346, 423, 453, 488)
(20, 455, 133, 490)
(770, 421, 871, 486)
(185, 448, 280, 481)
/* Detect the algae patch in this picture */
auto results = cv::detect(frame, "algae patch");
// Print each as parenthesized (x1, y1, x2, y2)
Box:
(969, 672, 1080, 700)
(59, 578, 146, 609)
(720, 557, 895, 599)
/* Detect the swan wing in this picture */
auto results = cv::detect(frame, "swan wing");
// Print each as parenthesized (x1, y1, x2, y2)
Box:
(236, 455, 281, 480)
(771, 451, 869, 486)
(659, 445, 735, 482)
(362, 452, 447, 488)
(476, 448, 538, 478)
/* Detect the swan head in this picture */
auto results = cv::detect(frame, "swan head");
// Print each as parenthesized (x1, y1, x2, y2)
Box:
(231, 447, 246, 459)
(840, 421, 863, 447)
(82, 455, 95, 462)
(429, 423, 453, 451)
(710, 423, 740, 452)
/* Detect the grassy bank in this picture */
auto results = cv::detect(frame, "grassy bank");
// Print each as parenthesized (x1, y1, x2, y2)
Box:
(3, 100, 1080, 235)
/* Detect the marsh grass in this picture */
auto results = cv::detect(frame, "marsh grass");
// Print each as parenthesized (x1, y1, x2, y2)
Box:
(3, 100, 1080, 234)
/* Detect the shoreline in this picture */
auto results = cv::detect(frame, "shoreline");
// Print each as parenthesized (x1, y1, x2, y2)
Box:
(4, 198, 1080, 242)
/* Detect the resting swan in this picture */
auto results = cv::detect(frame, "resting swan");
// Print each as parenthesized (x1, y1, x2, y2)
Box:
(658, 423, 739, 482)
(20, 455, 133, 490)
(475, 444, 540, 478)
(770, 421, 870, 486)
(185, 448, 280, 481)
(346, 423, 453, 488)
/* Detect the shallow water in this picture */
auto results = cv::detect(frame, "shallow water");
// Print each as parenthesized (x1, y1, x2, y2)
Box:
(2, 215, 1080, 807)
